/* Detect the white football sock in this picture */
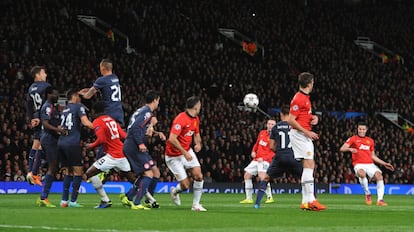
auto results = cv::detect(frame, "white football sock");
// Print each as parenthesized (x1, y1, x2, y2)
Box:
(175, 183, 183, 194)
(193, 180, 204, 205)
(377, 180, 384, 201)
(266, 182, 272, 198)
(301, 168, 315, 203)
(145, 192, 156, 203)
(245, 179, 253, 200)
(358, 177, 371, 195)
(90, 175, 110, 202)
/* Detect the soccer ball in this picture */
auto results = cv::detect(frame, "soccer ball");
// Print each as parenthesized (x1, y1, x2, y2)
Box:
(243, 93, 259, 108)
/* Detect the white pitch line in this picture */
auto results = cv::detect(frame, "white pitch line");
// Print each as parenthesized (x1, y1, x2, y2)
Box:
(0, 224, 161, 232)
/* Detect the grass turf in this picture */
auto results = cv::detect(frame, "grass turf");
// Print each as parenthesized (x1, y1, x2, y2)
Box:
(1, 193, 413, 232)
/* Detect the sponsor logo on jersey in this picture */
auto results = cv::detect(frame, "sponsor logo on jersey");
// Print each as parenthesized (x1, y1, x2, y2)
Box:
(259, 139, 268, 146)
(359, 144, 370, 150)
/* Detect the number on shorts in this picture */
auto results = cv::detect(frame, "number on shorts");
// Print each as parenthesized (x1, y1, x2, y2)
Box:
(97, 158, 106, 165)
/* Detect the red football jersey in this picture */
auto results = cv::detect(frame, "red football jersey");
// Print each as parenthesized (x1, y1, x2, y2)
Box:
(345, 135, 375, 166)
(89, 115, 126, 158)
(252, 130, 275, 163)
(165, 112, 200, 157)
(290, 91, 312, 130)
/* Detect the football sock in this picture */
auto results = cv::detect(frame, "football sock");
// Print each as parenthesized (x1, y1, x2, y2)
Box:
(358, 177, 370, 195)
(245, 179, 253, 200)
(193, 180, 204, 205)
(266, 182, 272, 198)
(126, 187, 137, 201)
(32, 150, 42, 175)
(377, 180, 385, 201)
(145, 192, 156, 203)
(255, 181, 268, 205)
(148, 177, 159, 197)
(90, 175, 110, 202)
(133, 176, 152, 205)
(127, 176, 142, 200)
(28, 149, 37, 173)
(71, 175, 82, 202)
(302, 168, 315, 203)
(62, 175, 73, 201)
(175, 183, 183, 193)
(40, 174, 54, 200)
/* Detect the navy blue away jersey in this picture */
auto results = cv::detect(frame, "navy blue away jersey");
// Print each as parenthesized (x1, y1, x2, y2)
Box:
(27, 81, 51, 119)
(58, 103, 87, 145)
(93, 74, 124, 125)
(40, 100, 61, 142)
(270, 121, 294, 155)
(125, 105, 153, 146)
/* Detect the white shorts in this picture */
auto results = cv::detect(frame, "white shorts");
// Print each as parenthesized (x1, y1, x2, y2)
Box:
(244, 160, 270, 176)
(354, 163, 382, 178)
(93, 154, 131, 172)
(290, 129, 314, 160)
(165, 148, 200, 181)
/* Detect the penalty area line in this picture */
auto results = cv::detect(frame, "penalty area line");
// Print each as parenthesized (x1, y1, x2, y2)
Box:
(0, 224, 160, 232)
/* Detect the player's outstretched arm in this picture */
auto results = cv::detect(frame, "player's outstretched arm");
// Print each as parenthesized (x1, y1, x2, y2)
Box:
(80, 115, 94, 129)
(79, 87, 97, 99)
(372, 151, 394, 171)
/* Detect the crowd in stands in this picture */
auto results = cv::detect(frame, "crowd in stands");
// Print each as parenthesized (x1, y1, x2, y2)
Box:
(1, 0, 413, 185)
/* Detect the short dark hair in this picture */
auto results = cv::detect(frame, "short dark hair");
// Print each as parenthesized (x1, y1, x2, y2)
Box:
(66, 89, 79, 100)
(30, 66, 45, 78)
(357, 121, 368, 128)
(186, 96, 201, 109)
(280, 105, 290, 116)
(100, 58, 113, 71)
(298, 72, 314, 88)
(144, 90, 160, 104)
(92, 101, 106, 115)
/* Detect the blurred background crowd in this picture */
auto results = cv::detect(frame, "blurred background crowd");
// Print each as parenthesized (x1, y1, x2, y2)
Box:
(1, 0, 413, 184)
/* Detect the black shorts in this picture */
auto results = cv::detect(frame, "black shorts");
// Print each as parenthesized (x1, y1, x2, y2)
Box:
(41, 142, 59, 163)
(123, 141, 154, 175)
(33, 125, 42, 140)
(267, 152, 303, 179)
(58, 143, 83, 167)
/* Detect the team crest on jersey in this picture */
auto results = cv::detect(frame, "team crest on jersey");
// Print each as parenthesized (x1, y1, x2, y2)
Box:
(46, 107, 51, 116)
(194, 121, 197, 127)
(306, 151, 312, 156)
(366, 140, 370, 144)
(174, 124, 181, 130)
(144, 112, 151, 120)
(292, 105, 299, 111)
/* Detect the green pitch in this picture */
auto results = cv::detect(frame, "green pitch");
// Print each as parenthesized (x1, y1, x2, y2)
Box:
(1, 194, 413, 232)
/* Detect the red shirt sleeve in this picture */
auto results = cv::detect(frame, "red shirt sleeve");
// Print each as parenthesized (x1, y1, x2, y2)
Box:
(117, 123, 126, 140)
(251, 134, 260, 153)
